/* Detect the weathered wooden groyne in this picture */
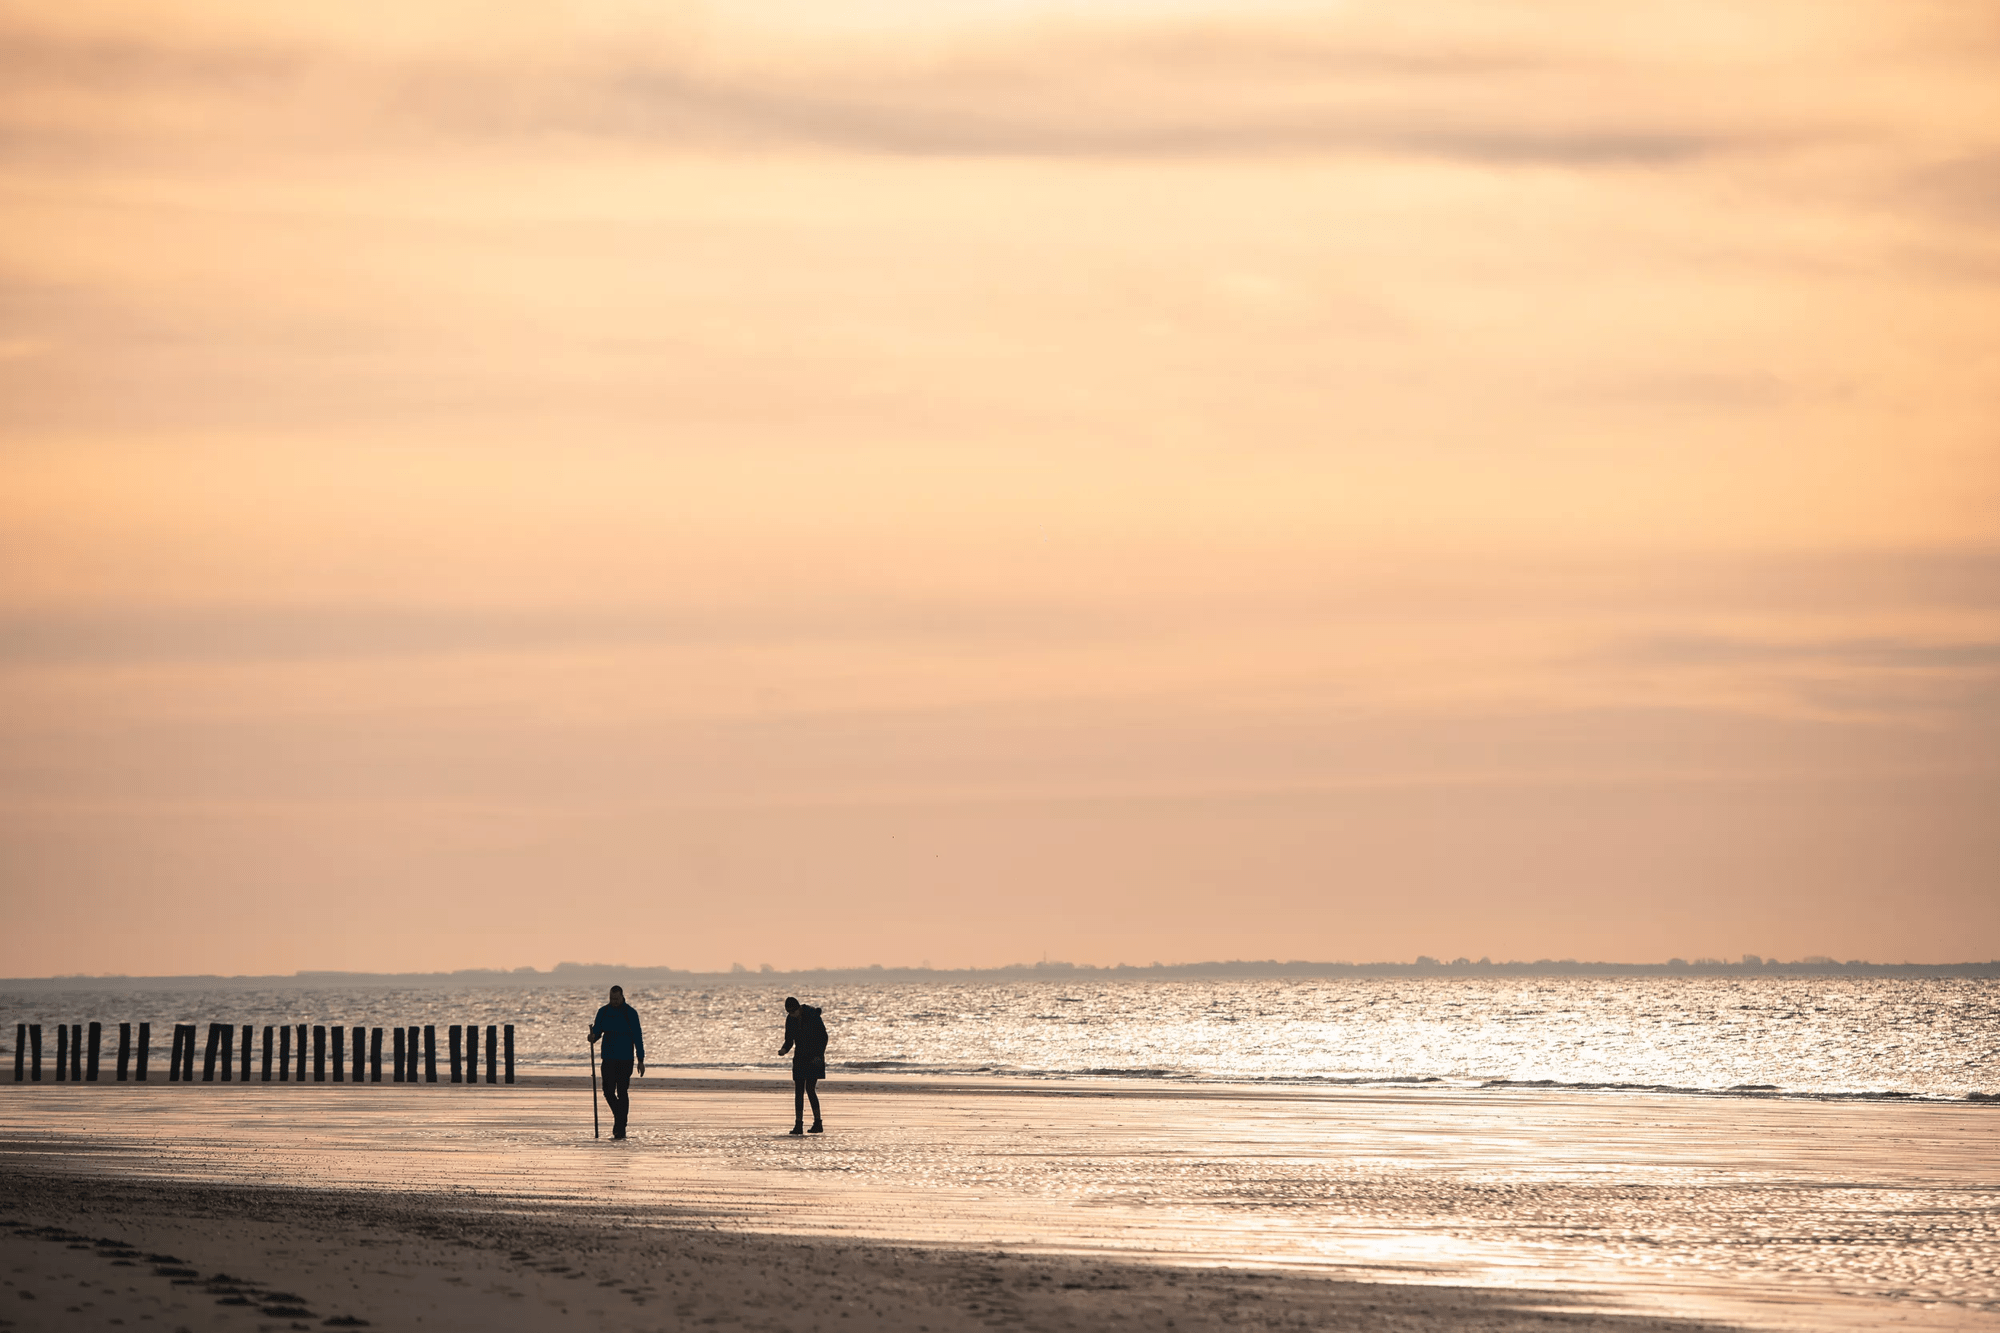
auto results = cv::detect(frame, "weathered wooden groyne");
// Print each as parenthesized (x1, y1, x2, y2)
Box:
(11, 1022, 516, 1084)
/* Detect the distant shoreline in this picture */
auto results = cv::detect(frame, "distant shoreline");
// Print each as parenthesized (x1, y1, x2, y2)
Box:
(4, 957, 1997, 988)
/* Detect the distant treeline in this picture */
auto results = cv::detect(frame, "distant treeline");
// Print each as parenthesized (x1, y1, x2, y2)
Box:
(6, 956, 1998, 990)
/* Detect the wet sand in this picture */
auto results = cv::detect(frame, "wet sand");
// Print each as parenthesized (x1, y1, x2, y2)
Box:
(1, 1169, 1739, 1333)
(2, 1078, 1996, 1331)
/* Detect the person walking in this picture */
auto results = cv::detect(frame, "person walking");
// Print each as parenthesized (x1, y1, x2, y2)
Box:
(778, 996, 828, 1135)
(587, 985, 646, 1140)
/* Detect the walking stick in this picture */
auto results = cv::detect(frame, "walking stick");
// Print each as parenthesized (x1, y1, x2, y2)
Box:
(589, 1039, 600, 1140)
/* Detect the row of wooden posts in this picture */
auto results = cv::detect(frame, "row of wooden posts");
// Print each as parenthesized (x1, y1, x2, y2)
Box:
(12, 1022, 516, 1085)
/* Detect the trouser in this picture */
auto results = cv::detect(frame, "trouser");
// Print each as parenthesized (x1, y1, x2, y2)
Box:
(793, 1076, 820, 1126)
(601, 1059, 633, 1133)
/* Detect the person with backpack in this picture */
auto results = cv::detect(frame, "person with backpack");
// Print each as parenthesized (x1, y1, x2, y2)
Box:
(778, 996, 828, 1135)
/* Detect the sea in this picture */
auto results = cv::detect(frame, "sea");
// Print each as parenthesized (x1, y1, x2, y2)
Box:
(5, 975, 1996, 1099)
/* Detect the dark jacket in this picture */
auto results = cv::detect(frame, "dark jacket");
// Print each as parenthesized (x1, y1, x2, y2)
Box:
(590, 1003, 645, 1063)
(780, 1006, 828, 1079)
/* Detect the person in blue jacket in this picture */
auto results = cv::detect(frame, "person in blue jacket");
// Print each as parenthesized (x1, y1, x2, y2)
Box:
(587, 985, 645, 1140)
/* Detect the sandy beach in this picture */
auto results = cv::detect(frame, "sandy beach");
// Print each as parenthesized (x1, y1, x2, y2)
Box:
(3, 1166, 1749, 1333)
(4, 1077, 1997, 1332)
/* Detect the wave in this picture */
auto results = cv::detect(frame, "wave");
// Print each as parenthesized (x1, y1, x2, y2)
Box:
(452, 1056, 1999, 1102)
(1476, 1078, 1985, 1102)
(841, 1060, 924, 1070)
(804, 1064, 1997, 1102)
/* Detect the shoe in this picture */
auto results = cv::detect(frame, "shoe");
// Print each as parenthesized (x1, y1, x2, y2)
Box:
(808, 1122, 824, 1134)
(612, 1129, 626, 1140)
(788, 1125, 804, 1136)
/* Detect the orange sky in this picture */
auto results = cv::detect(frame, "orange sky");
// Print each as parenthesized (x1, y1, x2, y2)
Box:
(2, 0, 1996, 975)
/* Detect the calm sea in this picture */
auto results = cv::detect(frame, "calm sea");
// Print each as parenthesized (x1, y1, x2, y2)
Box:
(6, 976, 1995, 1099)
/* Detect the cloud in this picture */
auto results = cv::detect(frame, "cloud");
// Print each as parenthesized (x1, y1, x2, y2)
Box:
(0, 14, 1769, 164)
(1914, 150, 2000, 224)
(1620, 635, 2000, 671)
(1603, 631, 2000, 722)
(1576, 370, 1806, 410)
(7, 550, 1998, 674)
(0, 598, 1122, 667)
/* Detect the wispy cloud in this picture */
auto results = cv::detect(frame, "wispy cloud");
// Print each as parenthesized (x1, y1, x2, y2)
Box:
(0, 14, 1813, 164)
(1598, 630, 2000, 724)
(1618, 636, 2000, 671)
(0, 597, 1125, 666)
(1915, 150, 2000, 224)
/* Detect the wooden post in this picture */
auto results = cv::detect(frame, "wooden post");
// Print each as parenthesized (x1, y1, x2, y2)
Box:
(485, 1025, 497, 1084)
(295, 1024, 307, 1081)
(393, 1026, 405, 1082)
(262, 1025, 274, 1081)
(13, 1023, 24, 1082)
(136, 1022, 150, 1081)
(409, 1027, 420, 1081)
(29, 1024, 42, 1081)
(424, 1025, 437, 1083)
(504, 1025, 515, 1084)
(201, 1023, 221, 1082)
(169, 1025, 185, 1082)
(353, 1027, 366, 1085)
(117, 1023, 131, 1081)
(313, 1025, 326, 1082)
(240, 1025, 253, 1083)
(370, 1027, 383, 1083)
(181, 1024, 196, 1081)
(56, 1021, 68, 1082)
(86, 1022, 102, 1081)
(449, 1025, 463, 1083)
(70, 1024, 82, 1081)
(279, 1024, 291, 1081)
(465, 1021, 477, 1083)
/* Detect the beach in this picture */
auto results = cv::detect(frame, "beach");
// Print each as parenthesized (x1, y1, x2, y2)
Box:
(3, 1077, 1996, 1332)
(3, 1168, 1745, 1333)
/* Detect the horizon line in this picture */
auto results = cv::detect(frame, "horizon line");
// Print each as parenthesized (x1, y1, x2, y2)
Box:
(6, 955, 2000, 986)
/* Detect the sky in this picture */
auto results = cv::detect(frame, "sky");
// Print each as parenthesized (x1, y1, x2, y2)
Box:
(1, 0, 1996, 976)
